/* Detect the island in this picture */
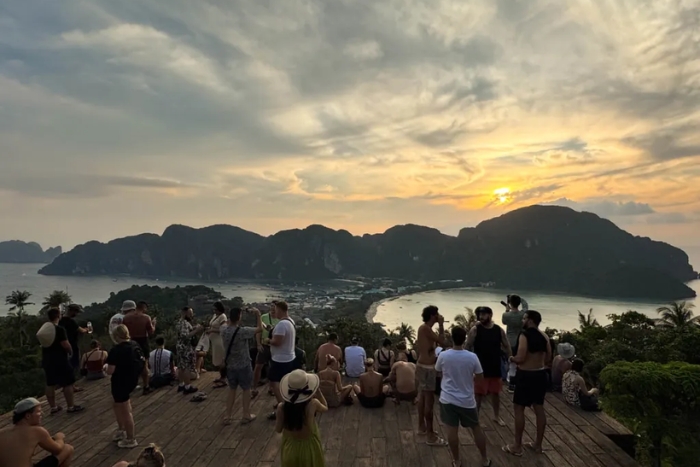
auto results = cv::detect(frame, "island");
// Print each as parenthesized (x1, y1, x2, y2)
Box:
(38, 205, 697, 300)
(0, 241, 62, 263)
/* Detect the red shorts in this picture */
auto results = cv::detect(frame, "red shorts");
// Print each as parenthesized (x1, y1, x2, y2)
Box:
(475, 377, 502, 395)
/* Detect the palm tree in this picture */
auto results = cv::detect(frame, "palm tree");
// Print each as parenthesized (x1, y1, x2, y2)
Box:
(394, 322, 416, 344)
(42, 290, 72, 309)
(5, 290, 34, 347)
(577, 309, 599, 331)
(656, 301, 698, 328)
(453, 307, 476, 330)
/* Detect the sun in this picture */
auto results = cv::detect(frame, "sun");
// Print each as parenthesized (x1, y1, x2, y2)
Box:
(493, 187, 511, 204)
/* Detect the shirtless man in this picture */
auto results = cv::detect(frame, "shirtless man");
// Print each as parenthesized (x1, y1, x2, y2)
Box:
(315, 333, 343, 371)
(503, 310, 551, 457)
(387, 353, 417, 404)
(415, 305, 446, 446)
(0, 398, 74, 467)
(353, 359, 389, 408)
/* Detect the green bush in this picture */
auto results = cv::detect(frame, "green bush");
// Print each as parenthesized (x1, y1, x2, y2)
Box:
(600, 361, 700, 467)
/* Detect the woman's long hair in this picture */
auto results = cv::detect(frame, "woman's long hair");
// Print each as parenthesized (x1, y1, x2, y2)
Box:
(282, 400, 311, 432)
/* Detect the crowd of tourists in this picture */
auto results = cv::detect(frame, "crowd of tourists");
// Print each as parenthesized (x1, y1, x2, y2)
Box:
(0, 293, 600, 467)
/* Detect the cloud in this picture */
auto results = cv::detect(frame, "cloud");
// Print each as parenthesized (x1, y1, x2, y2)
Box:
(547, 198, 655, 217)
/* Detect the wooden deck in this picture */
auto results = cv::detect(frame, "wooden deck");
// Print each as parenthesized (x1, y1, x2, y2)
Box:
(1, 373, 639, 467)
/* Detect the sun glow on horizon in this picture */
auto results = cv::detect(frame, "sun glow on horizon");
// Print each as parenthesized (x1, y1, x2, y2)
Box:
(494, 187, 511, 204)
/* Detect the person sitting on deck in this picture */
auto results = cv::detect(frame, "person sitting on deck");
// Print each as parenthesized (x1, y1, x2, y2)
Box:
(353, 358, 389, 408)
(80, 340, 108, 380)
(386, 353, 417, 404)
(551, 343, 575, 392)
(294, 337, 307, 371)
(318, 355, 353, 408)
(111, 443, 165, 467)
(344, 337, 366, 379)
(395, 341, 417, 363)
(562, 359, 600, 412)
(374, 338, 395, 377)
(0, 397, 74, 467)
(314, 333, 343, 372)
(275, 370, 328, 467)
(148, 337, 175, 389)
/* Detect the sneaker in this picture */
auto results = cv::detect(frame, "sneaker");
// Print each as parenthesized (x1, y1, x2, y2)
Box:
(67, 405, 85, 414)
(267, 411, 277, 421)
(118, 438, 138, 449)
(112, 430, 126, 442)
(183, 386, 198, 395)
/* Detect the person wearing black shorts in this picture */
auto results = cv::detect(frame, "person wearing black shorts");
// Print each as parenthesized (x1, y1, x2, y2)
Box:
(503, 310, 551, 458)
(107, 325, 145, 449)
(266, 301, 298, 420)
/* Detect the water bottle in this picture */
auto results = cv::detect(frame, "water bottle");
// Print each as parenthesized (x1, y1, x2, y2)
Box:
(87, 322, 93, 334)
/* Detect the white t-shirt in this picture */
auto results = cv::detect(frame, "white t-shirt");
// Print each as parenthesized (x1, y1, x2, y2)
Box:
(435, 349, 483, 409)
(149, 348, 173, 376)
(345, 345, 366, 378)
(271, 318, 296, 363)
(109, 313, 124, 344)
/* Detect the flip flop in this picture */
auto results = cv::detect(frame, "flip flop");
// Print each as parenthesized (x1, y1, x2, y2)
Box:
(426, 436, 448, 447)
(190, 392, 208, 402)
(241, 414, 257, 425)
(502, 445, 523, 457)
(494, 417, 506, 427)
(524, 442, 543, 454)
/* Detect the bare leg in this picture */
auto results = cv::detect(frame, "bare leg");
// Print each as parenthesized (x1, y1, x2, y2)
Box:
(122, 401, 135, 440)
(179, 368, 192, 386)
(141, 364, 150, 389)
(505, 404, 525, 454)
(491, 393, 505, 426)
(472, 425, 489, 465)
(62, 386, 75, 408)
(271, 382, 282, 404)
(113, 403, 124, 431)
(340, 385, 353, 400)
(56, 443, 74, 467)
(532, 404, 547, 451)
(225, 387, 237, 421)
(417, 391, 426, 433)
(424, 391, 437, 442)
(253, 363, 264, 387)
(352, 384, 361, 396)
(241, 389, 252, 419)
(46, 386, 57, 409)
(445, 425, 460, 465)
(476, 393, 483, 412)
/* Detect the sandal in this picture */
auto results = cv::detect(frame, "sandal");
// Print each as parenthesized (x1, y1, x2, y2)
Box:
(213, 380, 227, 389)
(67, 405, 85, 414)
(502, 445, 523, 457)
(50, 407, 63, 415)
(426, 436, 448, 447)
(524, 442, 543, 454)
(241, 414, 257, 425)
(190, 392, 208, 402)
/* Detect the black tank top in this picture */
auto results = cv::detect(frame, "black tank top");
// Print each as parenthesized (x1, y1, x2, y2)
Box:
(523, 327, 548, 353)
(474, 325, 503, 378)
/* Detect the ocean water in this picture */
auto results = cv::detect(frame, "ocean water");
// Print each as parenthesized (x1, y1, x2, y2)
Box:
(0, 263, 278, 315)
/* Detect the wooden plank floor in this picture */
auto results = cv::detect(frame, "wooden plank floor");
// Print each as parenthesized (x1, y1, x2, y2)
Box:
(0, 373, 639, 467)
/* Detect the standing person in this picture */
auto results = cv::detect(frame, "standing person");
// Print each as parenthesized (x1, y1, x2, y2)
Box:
(110, 301, 135, 344)
(0, 398, 74, 467)
(318, 356, 353, 408)
(268, 301, 297, 420)
(415, 305, 446, 447)
(314, 333, 342, 372)
(80, 340, 108, 380)
(222, 307, 263, 425)
(551, 343, 575, 392)
(274, 369, 327, 467)
(501, 294, 527, 393)
(344, 337, 366, 379)
(58, 304, 89, 390)
(208, 302, 228, 388)
(466, 306, 511, 427)
(176, 307, 204, 395)
(107, 325, 146, 449)
(503, 310, 551, 457)
(253, 302, 280, 397)
(123, 301, 156, 395)
(374, 338, 395, 377)
(436, 327, 491, 467)
(148, 337, 175, 389)
(36, 308, 84, 415)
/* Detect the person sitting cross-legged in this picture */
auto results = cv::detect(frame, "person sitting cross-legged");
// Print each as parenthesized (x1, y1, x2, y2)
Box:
(148, 337, 175, 389)
(562, 359, 600, 411)
(318, 355, 353, 408)
(386, 353, 417, 405)
(353, 359, 389, 409)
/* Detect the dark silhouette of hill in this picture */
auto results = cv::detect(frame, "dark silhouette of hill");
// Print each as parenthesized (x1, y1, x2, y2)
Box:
(0, 241, 62, 263)
(39, 206, 698, 300)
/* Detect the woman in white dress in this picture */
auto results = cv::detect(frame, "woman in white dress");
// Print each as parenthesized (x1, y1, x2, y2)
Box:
(209, 301, 228, 388)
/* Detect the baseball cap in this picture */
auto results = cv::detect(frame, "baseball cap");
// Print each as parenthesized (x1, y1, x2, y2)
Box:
(14, 398, 41, 415)
(120, 300, 137, 312)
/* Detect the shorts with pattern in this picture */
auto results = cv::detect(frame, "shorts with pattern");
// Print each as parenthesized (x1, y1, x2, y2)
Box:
(176, 344, 196, 372)
(415, 365, 437, 392)
(227, 366, 253, 390)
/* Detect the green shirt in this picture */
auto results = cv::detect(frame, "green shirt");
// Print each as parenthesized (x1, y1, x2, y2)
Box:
(502, 310, 526, 348)
(261, 313, 280, 340)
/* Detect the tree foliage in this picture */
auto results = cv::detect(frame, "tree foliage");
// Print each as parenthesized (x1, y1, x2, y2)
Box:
(655, 301, 698, 328)
(42, 290, 72, 308)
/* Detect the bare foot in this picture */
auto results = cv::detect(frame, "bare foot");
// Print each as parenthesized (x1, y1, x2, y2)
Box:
(524, 442, 543, 454)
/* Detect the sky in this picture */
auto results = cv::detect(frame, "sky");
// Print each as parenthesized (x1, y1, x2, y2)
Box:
(1, 0, 699, 254)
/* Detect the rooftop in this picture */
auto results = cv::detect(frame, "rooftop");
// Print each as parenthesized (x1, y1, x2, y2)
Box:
(0, 373, 639, 467)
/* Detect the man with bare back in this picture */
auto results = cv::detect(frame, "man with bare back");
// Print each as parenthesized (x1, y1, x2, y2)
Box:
(0, 398, 74, 467)
(315, 333, 343, 371)
(503, 310, 551, 458)
(387, 353, 417, 404)
(415, 305, 447, 447)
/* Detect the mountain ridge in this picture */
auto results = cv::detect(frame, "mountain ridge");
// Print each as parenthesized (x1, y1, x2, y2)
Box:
(38, 205, 698, 300)
(0, 241, 62, 264)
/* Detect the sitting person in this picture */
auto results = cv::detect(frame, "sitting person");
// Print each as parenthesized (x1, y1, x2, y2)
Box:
(395, 341, 417, 363)
(318, 356, 353, 408)
(81, 340, 108, 380)
(562, 359, 600, 411)
(0, 397, 74, 467)
(344, 337, 366, 379)
(149, 337, 175, 389)
(353, 359, 389, 409)
(112, 443, 165, 467)
(374, 338, 395, 377)
(551, 343, 575, 392)
(386, 353, 417, 404)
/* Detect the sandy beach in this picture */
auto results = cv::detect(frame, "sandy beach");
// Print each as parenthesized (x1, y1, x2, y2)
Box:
(366, 295, 400, 323)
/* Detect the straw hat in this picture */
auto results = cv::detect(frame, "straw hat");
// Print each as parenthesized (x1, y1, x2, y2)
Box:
(557, 343, 576, 359)
(280, 370, 320, 404)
